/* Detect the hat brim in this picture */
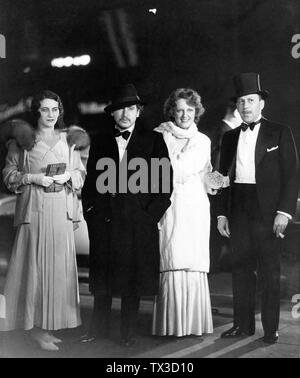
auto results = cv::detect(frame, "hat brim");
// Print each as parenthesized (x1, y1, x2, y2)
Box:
(104, 100, 146, 114)
(231, 90, 269, 102)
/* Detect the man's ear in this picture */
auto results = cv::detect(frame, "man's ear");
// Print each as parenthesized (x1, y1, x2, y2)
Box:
(260, 99, 265, 111)
(136, 108, 140, 118)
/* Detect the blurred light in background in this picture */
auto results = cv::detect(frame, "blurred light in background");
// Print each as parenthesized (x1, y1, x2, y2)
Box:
(51, 54, 91, 68)
(78, 102, 107, 114)
(100, 9, 139, 68)
(23, 67, 31, 74)
(148, 8, 157, 15)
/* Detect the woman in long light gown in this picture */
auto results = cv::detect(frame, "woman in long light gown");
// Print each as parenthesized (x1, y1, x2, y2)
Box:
(0, 90, 85, 350)
(152, 88, 214, 337)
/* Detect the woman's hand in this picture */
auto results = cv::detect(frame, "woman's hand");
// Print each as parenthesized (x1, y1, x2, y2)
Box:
(52, 171, 71, 185)
(28, 173, 54, 187)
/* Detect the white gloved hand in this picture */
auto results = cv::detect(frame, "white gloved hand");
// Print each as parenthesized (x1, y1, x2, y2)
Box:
(28, 173, 54, 187)
(52, 171, 71, 185)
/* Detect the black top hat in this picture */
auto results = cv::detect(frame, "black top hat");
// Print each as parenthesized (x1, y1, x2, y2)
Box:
(232, 72, 269, 100)
(104, 83, 146, 113)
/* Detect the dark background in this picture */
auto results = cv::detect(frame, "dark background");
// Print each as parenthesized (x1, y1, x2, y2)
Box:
(0, 0, 300, 147)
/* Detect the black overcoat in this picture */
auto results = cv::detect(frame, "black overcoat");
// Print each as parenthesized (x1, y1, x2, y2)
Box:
(81, 119, 172, 296)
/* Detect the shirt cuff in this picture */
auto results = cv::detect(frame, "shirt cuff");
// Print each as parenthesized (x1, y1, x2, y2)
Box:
(277, 211, 292, 220)
(217, 215, 227, 219)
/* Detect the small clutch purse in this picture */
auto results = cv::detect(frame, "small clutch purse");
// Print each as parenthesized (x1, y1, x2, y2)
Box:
(44, 163, 66, 193)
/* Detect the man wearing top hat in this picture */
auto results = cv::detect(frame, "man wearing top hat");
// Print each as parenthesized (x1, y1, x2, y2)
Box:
(217, 72, 299, 343)
(81, 83, 172, 346)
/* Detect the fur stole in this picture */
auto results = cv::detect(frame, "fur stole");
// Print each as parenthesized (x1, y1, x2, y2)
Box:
(0, 119, 90, 151)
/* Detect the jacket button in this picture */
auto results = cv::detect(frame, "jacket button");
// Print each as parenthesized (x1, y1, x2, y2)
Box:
(104, 217, 111, 223)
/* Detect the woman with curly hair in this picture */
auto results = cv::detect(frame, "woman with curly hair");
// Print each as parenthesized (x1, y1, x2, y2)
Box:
(152, 88, 214, 337)
(0, 90, 87, 350)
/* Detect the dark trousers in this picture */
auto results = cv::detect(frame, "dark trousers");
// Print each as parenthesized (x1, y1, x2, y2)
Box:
(89, 293, 140, 340)
(230, 184, 281, 335)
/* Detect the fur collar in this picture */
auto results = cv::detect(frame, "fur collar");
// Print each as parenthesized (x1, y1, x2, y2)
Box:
(0, 119, 90, 151)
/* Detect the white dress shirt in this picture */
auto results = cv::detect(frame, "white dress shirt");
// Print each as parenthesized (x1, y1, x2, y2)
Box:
(235, 123, 261, 184)
(115, 125, 135, 161)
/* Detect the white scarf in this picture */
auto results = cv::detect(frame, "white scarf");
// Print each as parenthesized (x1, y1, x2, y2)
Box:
(154, 121, 199, 155)
(154, 121, 198, 139)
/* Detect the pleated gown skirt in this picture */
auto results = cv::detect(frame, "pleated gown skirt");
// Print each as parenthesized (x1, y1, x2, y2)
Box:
(152, 271, 213, 337)
(0, 191, 81, 331)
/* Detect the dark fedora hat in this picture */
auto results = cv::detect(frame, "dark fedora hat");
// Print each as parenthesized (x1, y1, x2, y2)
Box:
(104, 83, 146, 113)
(232, 72, 269, 100)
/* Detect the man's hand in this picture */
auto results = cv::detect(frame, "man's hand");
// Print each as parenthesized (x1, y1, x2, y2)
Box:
(206, 187, 218, 195)
(217, 216, 230, 238)
(273, 213, 289, 238)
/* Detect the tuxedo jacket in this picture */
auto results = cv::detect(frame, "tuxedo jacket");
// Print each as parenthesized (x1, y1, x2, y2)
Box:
(211, 120, 232, 170)
(217, 118, 299, 221)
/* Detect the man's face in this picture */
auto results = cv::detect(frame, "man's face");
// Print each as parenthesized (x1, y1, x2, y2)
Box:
(112, 105, 140, 129)
(236, 94, 264, 123)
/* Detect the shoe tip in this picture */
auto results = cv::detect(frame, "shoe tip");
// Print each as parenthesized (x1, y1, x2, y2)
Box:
(39, 341, 59, 351)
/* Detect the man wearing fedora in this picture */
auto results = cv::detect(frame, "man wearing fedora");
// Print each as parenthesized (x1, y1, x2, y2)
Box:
(81, 83, 172, 346)
(217, 72, 299, 343)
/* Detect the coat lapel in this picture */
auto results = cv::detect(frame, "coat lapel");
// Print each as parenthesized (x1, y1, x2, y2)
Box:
(102, 127, 119, 162)
(255, 118, 273, 167)
(227, 128, 241, 179)
(125, 123, 148, 160)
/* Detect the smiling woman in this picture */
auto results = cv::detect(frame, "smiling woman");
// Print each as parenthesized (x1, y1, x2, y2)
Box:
(174, 99, 196, 130)
(152, 88, 214, 337)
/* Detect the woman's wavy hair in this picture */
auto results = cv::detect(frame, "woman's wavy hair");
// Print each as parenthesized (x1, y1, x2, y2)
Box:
(163, 88, 205, 124)
(30, 90, 65, 129)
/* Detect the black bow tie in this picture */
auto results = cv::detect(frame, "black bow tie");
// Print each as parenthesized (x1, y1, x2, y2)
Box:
(241, 119, 261, 132)
(114, 129, 131, 140)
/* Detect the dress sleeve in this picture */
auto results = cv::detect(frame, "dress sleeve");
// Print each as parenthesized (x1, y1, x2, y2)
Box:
(199, 138, 214, 193)
(173, 136, 212, 185)
(69, 147, 86, 191)
(2, 140, 26, 193)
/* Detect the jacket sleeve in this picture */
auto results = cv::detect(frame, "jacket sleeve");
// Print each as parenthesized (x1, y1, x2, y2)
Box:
(277, 126, 300, 216)
(216, 132, 233, 217)
(146, 133, 173, 223)
(69, 146, 86, 191)
(2, 140, 25, 194)
(81, 140, 98, 215)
